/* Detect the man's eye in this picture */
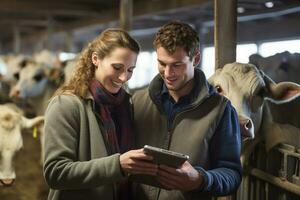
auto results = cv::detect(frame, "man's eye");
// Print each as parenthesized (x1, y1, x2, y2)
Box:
(159, 62, 166, 67)
(172, 63, 183, 68)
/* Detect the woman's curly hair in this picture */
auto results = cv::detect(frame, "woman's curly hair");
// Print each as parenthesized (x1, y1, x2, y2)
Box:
(54, 28, 140, 98)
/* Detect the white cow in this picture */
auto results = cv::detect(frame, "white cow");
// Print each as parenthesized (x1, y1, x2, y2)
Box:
(208, 62, 300, 153)
(209, 62, 300, 199)
(9, 54, 64, 163)
(249, 51, 300, 84)
(9, 59, 64, 116)
(62, 59, 76, 84)
(0, 103, 43, 186)
(0, 54, 30, 103)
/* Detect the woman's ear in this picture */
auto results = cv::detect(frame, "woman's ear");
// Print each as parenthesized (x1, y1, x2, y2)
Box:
(91, 52, 99, 66)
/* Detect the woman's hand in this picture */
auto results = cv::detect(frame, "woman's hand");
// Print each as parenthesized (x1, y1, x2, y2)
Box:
(120, 148, 158, 176)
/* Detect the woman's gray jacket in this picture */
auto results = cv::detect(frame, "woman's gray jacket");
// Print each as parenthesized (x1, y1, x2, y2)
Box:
(43, 93, 128, 200)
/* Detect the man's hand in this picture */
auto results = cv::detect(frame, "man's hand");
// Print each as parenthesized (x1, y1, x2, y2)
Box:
(157, 161, 203, 191)
(120, 148, 158, 176)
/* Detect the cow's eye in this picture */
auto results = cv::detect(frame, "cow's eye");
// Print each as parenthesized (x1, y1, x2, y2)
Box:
(33, 73, 44, 82)
(13, 72, 19, 80)
(215, 85, 223, 93)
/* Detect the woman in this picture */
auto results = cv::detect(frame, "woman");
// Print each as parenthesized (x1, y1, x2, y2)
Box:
(43, 29, 157, 200)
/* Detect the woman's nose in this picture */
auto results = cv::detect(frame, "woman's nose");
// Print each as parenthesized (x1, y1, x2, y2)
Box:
(119, 72, 129, 82)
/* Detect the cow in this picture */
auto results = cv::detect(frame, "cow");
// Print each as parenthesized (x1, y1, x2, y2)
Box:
(9, 57, 64, 116)
(0, 103, 43, 186)
(61, 59, 76, 84)
(9, 53, 64, 163)
(0, 74, 11, 104)
(208, 62, 300, 199)
(249, 51, 300, 84)
(209, 62, 300, 151)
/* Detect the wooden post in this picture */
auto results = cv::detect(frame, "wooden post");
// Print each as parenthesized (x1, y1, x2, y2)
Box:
(214, 0, 237, 70)
(66, 31, 75, 52)
(120, 0, 133, 31)
(13, 25, 21, 54)
(44, 16, 55, 50)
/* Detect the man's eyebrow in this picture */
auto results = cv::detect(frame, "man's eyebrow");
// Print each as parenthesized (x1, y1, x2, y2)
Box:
(157, 59, 183, 64)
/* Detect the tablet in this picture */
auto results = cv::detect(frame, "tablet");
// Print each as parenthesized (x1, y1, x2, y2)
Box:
(129, 145, 189, 188)
(143, 145, 189, 167)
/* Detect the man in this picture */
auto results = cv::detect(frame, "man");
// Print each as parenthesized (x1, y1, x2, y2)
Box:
(132, 21, 242, 199)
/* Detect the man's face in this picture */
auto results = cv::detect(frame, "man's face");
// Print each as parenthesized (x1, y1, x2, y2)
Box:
(157, 47, 197, 95)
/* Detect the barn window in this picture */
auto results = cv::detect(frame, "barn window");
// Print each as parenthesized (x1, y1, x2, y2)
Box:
(128, 51, 158, 89)
(201, 43, 257, 78)
(259, 39, 300, 57)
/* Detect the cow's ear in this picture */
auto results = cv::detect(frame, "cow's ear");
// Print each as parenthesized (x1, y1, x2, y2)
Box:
(264, 74, 300, 103)
(262, 71, 300, 102)
(267, 82, 300, 102)
(48, 68, 65, 86)
(249, 53, 263, 68)
(22, 116, 44, 129)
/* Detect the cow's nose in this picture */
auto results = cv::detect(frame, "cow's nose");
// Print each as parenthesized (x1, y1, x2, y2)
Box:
(0, 178, 15, 186)
(244, 119, 252, 130)
(9, 89, 20, 99)
(239, 118, 254, 139)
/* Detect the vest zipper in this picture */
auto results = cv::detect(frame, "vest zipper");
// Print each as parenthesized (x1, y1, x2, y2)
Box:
(166, 95, 211, 149)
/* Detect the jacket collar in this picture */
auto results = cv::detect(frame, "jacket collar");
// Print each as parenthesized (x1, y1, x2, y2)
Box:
(148, 68, 214, 112)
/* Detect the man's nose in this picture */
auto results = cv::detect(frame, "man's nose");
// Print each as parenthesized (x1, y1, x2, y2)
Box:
(165, 66, 174, 76)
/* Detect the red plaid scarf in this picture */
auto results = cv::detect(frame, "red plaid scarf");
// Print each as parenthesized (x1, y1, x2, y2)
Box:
(89, 79, 133, 154)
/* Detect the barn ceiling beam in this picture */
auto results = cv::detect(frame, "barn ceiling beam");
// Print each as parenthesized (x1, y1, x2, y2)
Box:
(203, 5, 300, 27)
(0, 19, 48, 27)
(0, 0, 107, 17)
(19, 0, 211, 44)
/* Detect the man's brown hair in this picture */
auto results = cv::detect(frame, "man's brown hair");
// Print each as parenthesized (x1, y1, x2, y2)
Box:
(153, 21, 200, 60)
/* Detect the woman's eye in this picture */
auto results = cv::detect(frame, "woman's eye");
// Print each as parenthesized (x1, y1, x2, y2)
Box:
(113, 66, 121, 70)
(128, 67, 135, 73)
(112, 64, 122, 71)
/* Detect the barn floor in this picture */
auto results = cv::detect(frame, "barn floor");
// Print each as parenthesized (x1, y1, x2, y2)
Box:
(0, 130, 49, 200)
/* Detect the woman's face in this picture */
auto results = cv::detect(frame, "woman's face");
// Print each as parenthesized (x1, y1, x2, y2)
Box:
(92, 47, 137, 94)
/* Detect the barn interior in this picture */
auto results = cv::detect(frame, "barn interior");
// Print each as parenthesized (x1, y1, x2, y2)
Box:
(0, 0, 300, 200)
(1, 0, 299, 53)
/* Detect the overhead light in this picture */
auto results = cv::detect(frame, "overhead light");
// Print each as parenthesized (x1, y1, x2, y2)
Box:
(265, 1, 274, 8)
(237, 7, 245, 13)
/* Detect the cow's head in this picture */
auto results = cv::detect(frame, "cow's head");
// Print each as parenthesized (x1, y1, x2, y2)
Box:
(0, 103, 44, 186)
(9, 60, 64, 99)
(209, 62, 300, 140)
